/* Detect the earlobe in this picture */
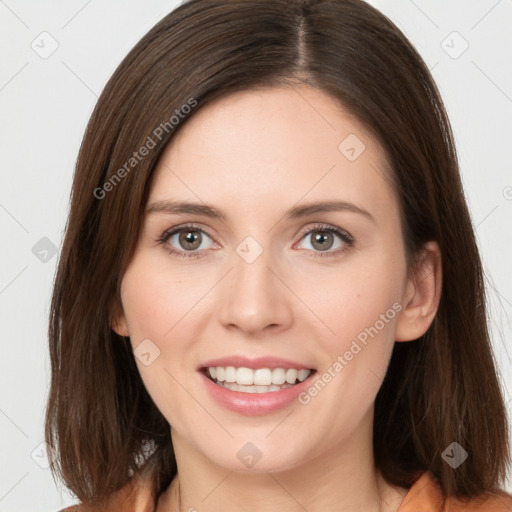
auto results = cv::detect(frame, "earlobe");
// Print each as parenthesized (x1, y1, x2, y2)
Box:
(395, 241, 442, 342)
(111, 317, 129, 337)
(110, 299, 130, 337)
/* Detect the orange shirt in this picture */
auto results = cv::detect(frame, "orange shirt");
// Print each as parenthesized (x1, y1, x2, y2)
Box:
(397, 472, 512, 511)
(59, 471, 512, 511)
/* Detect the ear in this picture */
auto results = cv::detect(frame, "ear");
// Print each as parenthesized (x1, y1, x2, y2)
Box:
(110, 297, 130, 337)
(395, 241, 442, 342)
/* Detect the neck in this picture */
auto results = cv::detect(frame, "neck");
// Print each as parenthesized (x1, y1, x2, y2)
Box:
(161, 408, 407, 512)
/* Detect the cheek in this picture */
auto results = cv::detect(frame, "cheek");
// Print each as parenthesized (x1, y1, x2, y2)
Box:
(120, 262, 204, 426)
(120, 259, 199, 341)
(305, 256, 403, 346)
(301, 252, 404, 411)
(295, 262, 402, 428)
(120, 258, 207, 388)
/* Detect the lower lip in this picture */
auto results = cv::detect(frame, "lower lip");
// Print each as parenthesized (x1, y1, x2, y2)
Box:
(199, 371, 315, 416)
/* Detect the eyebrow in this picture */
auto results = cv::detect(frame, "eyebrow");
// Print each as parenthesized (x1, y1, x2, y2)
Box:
(145, 199, 375, 224)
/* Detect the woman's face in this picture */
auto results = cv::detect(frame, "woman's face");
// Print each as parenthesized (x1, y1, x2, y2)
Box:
(114, 84, 416, 473)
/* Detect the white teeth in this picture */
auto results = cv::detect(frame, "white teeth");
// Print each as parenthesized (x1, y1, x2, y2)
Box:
(297, 369, 310, 382)
(220, 381, 294, 393)
(285, 369, 298, 384)
(208, 366, 312, 386)
(271, 368, 286, 385)
(236, 367, 254, 385)
(253, 368, 271, 386)
(225, 366, 237, 382)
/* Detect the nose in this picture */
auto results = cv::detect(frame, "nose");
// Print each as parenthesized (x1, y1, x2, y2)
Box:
(216, 244, 293, 337)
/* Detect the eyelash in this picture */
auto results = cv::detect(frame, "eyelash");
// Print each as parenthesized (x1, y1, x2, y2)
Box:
(156, 222, 355, 260)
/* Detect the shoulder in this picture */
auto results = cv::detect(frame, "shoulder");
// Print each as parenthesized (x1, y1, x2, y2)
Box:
(445, 490, 512, 511)
(398, 471, 512, 512)
(53, 473, 157, 512)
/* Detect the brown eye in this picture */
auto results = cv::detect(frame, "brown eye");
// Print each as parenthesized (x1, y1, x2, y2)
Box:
(296, 224, 354, 258)
(178, 229, 202, 250)
(158, 224, 216, 258)
(310, 231, 335, 251)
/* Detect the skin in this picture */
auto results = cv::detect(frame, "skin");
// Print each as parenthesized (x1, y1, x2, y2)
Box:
(112, 84, 442, 512)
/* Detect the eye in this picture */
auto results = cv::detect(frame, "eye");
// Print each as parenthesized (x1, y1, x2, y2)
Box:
(295, 224, 354, 258)
(157, 222, 354, 260)
(157, 223, 217, 259)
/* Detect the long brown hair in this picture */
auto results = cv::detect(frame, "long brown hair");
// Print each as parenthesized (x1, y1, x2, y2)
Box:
(45, 0, 510, 506)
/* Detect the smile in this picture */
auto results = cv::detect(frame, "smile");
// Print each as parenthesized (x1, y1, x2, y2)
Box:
(203, 366, 314, 394)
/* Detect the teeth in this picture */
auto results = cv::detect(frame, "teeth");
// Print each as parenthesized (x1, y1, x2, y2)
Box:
(237, 367, 254, 385)
(206, 366, 312, 386)
(220, 381, 295, 393)
(225, 366, 236, 382)
(297, 369, 311, 382)
(285, 369, 298, 384)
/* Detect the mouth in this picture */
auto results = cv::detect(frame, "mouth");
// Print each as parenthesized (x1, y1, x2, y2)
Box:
(200, 366, 317, 394)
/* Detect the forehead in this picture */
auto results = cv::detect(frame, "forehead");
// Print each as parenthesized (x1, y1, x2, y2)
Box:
(148, 85, 397, 224)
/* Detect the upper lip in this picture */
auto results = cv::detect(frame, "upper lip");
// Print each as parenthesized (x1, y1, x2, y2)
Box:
(198, 355, 315, 371)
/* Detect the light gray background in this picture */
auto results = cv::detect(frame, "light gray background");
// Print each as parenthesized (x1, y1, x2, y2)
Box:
(1, 1, 511, 510)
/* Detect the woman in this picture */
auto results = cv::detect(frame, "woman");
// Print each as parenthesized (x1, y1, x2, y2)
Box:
(47, 0, 512, 511)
